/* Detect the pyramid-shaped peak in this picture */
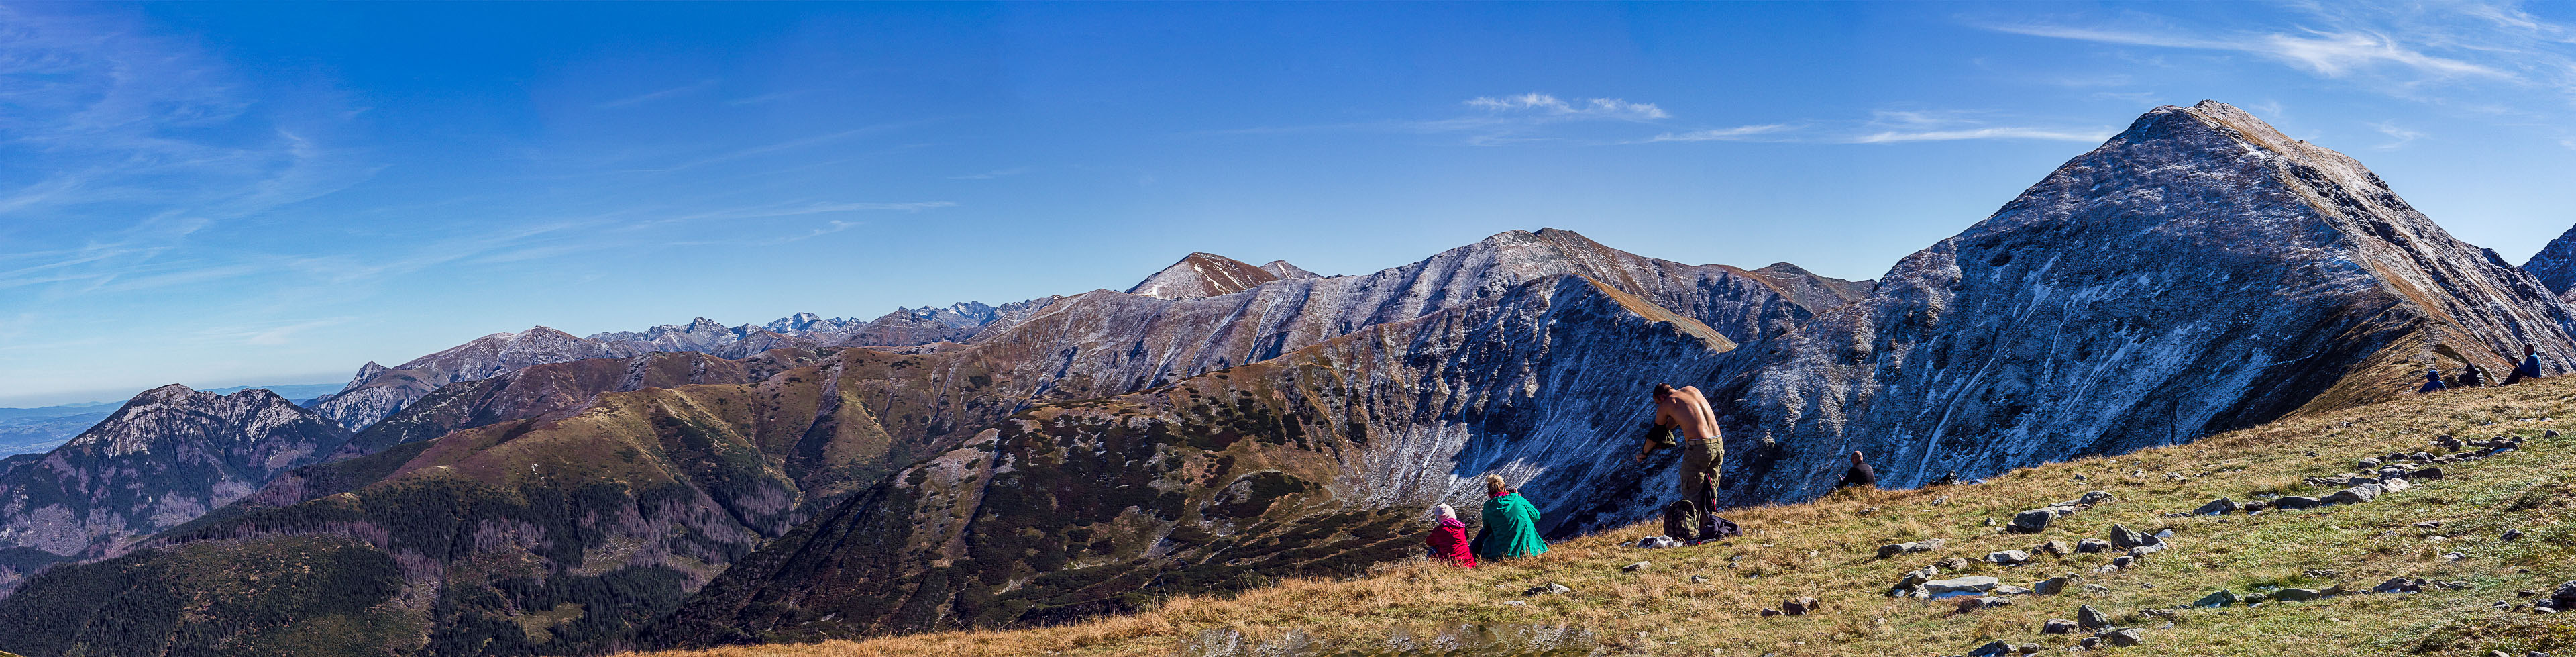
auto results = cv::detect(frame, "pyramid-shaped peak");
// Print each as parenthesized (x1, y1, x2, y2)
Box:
(1126, 252, 1281, 299)
(1260, 260, 1320, 279)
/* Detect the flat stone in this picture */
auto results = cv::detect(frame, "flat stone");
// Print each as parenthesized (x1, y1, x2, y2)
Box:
(2037, 540, 2074, 556)
(2075, 538, 2113, 554)
(1936, 557, 1974, 570)
(2009, 508, 2059, 533)
(2271, 588, 2323, 601)
(1986, 550, 2033, 565)
(1689, 574, 1709, 583)
(2243, 592, 2268, 605)
(2414, 467, 2445, 480)
(1523, 582, 1572, 596)
(2195, 590, 2239, 607)
(1956, 595, 2011, 612)
(2273, 496, 2324, 509)
(2241, 499, 2269, 513)
(1759, 608, 1780, 617)
(1622, 561, 1651, 572)
(2042, 618, 2078, 634)
(1925, 576, 2002, 595)
(2079, 490, 2115, 505)
(2360, 457, 2383, 469)
(1966, 640, 2013, 657)
(2194, 498, 2239, 515)
(2079, 636, 2101, 649)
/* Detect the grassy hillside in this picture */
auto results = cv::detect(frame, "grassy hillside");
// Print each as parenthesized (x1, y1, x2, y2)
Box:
(626, 375, 2576, 656)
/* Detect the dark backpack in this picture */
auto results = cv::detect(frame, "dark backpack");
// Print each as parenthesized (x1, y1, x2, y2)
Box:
(1661, 497, 1743, 541)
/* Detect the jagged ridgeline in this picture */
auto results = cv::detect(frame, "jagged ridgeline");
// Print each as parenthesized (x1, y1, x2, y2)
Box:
(1711, 101, 2576, 504)
(3, 100, 2573, 656)
(0, 230, 1850, 655)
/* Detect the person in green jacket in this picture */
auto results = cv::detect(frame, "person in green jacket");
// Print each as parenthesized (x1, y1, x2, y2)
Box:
(1472, 474, 1549, 561)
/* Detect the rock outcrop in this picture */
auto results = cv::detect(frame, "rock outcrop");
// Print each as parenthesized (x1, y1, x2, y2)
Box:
(1714, 101, 2576, 503)
(1126, 252, 1287, 299)
(2523, 223, 2576, 299)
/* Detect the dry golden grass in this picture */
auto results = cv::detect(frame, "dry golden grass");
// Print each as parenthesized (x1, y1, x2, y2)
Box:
(630, 378, 2576, 656)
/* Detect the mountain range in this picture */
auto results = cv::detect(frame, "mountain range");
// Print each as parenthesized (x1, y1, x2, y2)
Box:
(3, 101, 2575, 656)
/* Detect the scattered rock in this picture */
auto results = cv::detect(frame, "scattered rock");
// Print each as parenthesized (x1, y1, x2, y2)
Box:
(2080, 490, 2115, 505)
(1878, 539, 1944, 558)
(2304, 568, 2341, 579)
(2010, 508, 2063, 534)
(2110, 556, 2135, 569)
(1993, 584, 2035, 595)
(2109, 525, 2160, 549)
(2241, 499, 2269, 513)
(2195, 590, 2239, 607)
(2373, 578, 2424, 594)
(2075, 538, 2113, 554)
(2037, 540, 2074, 556)
(1925, 576, 2002, 595)
(2504, 528, 2524, 541)
(2035, 576, 2070, 595)
(2360, 457, 2383, 470)
(1782, 597, 1819, 615)
(1966, 640, 2013, 657)
(1957, 596, 2011, 612)
(2271, 588, 2324, 601)
(2078, 604, 2111, 629)
(2413, 521, 2443, 529)
(2084, 584, 2110, 594)
(1523, 582, 1572, 596)
(1622, 561, 1652, 572)
(1936, 557, 1974, 570)
(2106, 628, 2145, 647)
(2243, 592, 2268, 605)
(1688, 575, 1709, 584)
(2043, 618, 2078, 634)
(1635, 536, 1682, 549)
(2194, 498, 2239, 515)
(2079, 636, 2102, 649)
(2324, 483, 2384, 505)
(1986, 550, 2033, 566)
(2273, 496, 2325, 509)
(2128, 544, 2166, 558)
(1501, 600, 1526, 606)
(1759, 608, 1780, 617)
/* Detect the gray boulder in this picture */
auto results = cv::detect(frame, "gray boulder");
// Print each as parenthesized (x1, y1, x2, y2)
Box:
(2194, 498, 2239, 515)
(2043, 618, 2078, 634)
(1986, 550, 2033, 566)
(2075, 538, 2114, 554)
(2107, 629, 2145, 647)
(2078, 604, 2111, 629)
(2273, 496, 2324, 509)
(2194, 590, 2239, 607)
(2271, 588, 2324, 601)
(1926, 576, 2002, 595)
(2324, 483, 2384, 505)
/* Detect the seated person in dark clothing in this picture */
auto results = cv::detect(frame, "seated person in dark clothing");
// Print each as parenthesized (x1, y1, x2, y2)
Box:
(1837, 450, 1878, 490)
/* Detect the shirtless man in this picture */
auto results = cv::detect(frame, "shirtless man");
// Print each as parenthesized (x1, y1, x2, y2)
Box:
(1639, 383, 1724, 538)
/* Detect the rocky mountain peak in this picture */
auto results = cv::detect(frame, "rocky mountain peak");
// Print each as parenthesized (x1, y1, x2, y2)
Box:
(2523, 224, 2576, 297)
(1124, 252, 1281, 299)
(1260, 260, 1320, 279)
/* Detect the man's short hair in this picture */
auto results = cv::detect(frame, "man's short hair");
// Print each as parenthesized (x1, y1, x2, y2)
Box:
(1652, 383, 1674, 397)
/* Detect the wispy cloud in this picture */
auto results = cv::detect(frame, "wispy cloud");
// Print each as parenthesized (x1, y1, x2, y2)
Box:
(1640, 124, 1799, 143)
(724, 89, 806, 107)
(598, 79, 718, 109)
(769, 220, 864, 244)
(1464, 93, 1670, 121)
(1982, 23, 2508, 80)
(2366, 120, 2425, 149)
(1849, 126, 2116, 144)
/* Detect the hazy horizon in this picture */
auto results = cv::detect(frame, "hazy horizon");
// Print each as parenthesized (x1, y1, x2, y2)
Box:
(12, 1, 2576, 405)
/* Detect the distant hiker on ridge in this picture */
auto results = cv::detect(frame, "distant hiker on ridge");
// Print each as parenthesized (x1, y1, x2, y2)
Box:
(2419, 368, 2447, 394)
(2506, 344, 2545, 385)
(1424, 504, 1476, 568)
(1638, 382, 1727, 543)
(1470, 474, 1548, 561)
(1837, 450, 1878, 490)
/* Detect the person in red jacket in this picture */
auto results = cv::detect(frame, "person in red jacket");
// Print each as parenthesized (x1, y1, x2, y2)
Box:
(1424, 503, 1477, 568)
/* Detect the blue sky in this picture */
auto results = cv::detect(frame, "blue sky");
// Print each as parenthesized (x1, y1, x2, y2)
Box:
(7, 1, 2576, 406)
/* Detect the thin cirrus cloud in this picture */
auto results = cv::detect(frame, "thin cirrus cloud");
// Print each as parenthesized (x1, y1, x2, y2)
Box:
(1847, 126, 2116, 144)
(1639, 123, 1799, 142)
(1463, 93, 1671, 121)
(1979, 22, 2508, 81)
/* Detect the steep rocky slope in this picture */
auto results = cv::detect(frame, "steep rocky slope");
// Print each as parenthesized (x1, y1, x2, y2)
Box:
(1713, 101, 2576, 505)
(0, 386, 348, 594)
(0, 345, 1040, 656)
(311, 327, 641, 430)
(2524, 223, 2576, 300)
(650, 274, 1743, 642)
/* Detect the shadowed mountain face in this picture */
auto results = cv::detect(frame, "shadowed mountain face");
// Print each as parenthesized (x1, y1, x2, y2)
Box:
(1711, 101, 2576, 503)
(2524, 223, 2576, 301)
(0, 386, 350, 594)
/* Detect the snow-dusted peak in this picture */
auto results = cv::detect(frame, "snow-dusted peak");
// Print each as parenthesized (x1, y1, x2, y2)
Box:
(1125, 252, 1281, 299)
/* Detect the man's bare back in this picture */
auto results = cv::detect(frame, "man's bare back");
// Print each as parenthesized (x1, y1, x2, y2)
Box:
(1656, 385, 1721, 441)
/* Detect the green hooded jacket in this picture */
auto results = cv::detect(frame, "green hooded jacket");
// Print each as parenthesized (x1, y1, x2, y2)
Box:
(1476, 491, 1549, 560)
